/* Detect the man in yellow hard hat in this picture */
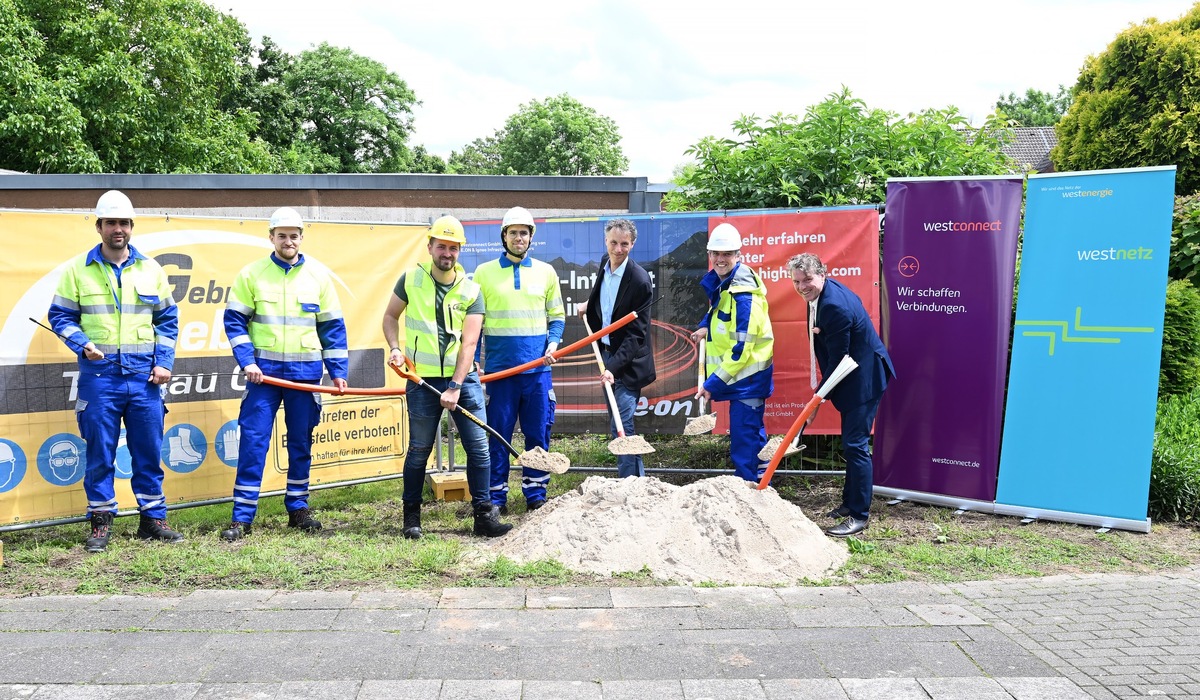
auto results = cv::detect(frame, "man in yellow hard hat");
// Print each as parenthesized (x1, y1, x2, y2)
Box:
(382, 215, 512, 539)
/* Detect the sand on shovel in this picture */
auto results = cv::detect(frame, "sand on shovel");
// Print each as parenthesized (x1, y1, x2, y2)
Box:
(758, 435, 804, 462)
(682, 412, 717, 435)
(518, 446, 571, 474)
(495, 475, 849, 585)
(610, 434, 654, 455)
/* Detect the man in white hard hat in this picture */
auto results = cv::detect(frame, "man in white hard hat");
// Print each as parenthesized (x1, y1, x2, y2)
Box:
(474, 206, 565, 513)
(219, 207, 349, 541)
(690, 222, 775, 482)
(382, 215, 513, 539)
(47, 190, 184, 553)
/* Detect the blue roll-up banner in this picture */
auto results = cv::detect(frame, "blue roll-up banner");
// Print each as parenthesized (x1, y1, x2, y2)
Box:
(995, 167, 1176, 532)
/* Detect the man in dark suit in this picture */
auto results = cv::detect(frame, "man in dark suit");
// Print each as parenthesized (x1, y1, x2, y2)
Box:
(580, 218, 656, 477)
(790, 253, 894, 537)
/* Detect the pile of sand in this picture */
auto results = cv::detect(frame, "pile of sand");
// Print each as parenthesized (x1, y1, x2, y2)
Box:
(494, 475, 848, 584)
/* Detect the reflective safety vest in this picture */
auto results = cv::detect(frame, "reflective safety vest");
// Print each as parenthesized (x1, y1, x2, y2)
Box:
(403, 261, 481, 378)
(49, 245, 177, 374)
(224, 255, 348, 381)
(701, 262, 774, 401)
(474, 255, 565, 373)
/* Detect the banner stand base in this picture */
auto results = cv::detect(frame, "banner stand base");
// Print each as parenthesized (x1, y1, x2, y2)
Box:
(874, 486, 995, 514)
(993, 502, 1151, 534)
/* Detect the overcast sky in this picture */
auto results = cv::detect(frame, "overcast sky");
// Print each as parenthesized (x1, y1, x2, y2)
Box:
(216, 0, 1196, 182)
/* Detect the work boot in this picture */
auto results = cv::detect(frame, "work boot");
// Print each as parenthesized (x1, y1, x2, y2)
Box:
(85, 511, 114, 553)
(220, 521, 252, 541)
(137, 515, 185, 543)
(287, 507, 322, 532)
(402, 502, 422, 540)
(526, 499, 545, 512)
(472, 503, 513, 538)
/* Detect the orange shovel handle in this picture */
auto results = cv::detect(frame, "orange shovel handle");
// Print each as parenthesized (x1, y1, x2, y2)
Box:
(261, 375, 406, 396)
(756, 393, 824, 490)
(480, 311, 638, 383)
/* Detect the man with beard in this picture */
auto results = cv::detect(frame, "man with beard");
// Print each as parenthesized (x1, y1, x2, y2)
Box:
(220, 207, 348, 541)
(474, 206, 565, 513)
(48, 190, 183, 552)
(382, 215, 512, 539)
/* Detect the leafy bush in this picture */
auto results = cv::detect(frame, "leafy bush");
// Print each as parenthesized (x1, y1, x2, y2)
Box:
(1172, 193, 1200, 286)
(1149, 389, 1200, 522)
(1160, 280, 1200, 397)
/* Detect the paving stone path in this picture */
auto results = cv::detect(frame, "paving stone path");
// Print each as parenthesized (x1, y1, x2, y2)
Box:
(2, 567, 1198, 699)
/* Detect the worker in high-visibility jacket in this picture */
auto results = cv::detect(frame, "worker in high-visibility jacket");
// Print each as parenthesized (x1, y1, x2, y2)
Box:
(690, 222, 775, 482)
(474, 206, 565, 512)
(219, 207, 348, 541)
(382, 215, 513, 540)
(47, 190, 184, 553)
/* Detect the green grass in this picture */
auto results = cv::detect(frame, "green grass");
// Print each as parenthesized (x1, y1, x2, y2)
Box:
(2, 434, 1197, 594)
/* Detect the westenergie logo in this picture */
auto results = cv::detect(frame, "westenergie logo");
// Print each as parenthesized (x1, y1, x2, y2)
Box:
(1063, 189, 1113, 199)
(922, 220, 1002, 232)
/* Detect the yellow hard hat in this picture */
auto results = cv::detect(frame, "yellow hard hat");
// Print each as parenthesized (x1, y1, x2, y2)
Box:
(428, 215, 467, 245)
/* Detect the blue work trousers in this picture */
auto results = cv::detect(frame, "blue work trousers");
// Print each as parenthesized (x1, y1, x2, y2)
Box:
(602, 350, 644, 478)
(485, 371, 555, 507)
(729, 398, 768, 482)
(75, 373, 167, 518)
(403, 373, 490, 507)
(231, 381, 322, 524)
(841, 398, 882, 521)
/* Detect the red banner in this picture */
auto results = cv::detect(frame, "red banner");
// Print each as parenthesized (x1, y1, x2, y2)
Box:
(710, 208, 880, 434)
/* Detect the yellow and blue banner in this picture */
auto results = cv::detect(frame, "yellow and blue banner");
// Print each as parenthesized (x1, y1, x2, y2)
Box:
(995, 167, 1176, 531)
(0, 211, 426, 524)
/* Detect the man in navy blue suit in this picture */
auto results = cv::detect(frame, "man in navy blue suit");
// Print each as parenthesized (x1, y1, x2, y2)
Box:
(789, 253, 895, 537)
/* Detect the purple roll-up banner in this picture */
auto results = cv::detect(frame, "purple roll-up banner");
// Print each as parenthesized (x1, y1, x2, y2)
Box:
(873, 177, 1023, 505)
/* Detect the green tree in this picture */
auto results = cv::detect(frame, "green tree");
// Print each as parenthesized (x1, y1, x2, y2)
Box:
(0, 0, 277, 173)
(994, 86, 1072, 127)
(1053, 5, 1200, 194)
(497, 94, 628, 175)
(284, 42, 418, 173)
(451, 94, 628, 176)
(448, 136, 502, 175)
(664, 87, 1014, 211)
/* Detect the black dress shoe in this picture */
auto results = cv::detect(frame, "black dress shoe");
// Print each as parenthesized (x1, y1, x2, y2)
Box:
(826, 505, 851, 519)
(826, 517, 869, 537)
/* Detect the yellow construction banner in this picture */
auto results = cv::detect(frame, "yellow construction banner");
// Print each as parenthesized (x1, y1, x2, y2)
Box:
(0, 210, 427, 524)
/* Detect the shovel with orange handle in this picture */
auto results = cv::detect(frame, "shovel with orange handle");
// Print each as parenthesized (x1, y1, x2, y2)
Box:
(388, 357, 521, 459)
(756, 355, 859, 490)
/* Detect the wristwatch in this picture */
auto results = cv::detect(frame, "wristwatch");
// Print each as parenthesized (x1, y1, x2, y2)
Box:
(447, 380, 461, 390)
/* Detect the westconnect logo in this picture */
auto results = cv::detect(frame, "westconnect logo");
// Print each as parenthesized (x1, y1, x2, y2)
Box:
(922, 220, 1002, 232)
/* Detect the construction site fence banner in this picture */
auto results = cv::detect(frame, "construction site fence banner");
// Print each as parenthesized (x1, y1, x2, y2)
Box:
(459, 206, 881, 436)
(0, 211, 424, 524)
(996, 167, 1176, 527)
(874, 177, 1023, 503)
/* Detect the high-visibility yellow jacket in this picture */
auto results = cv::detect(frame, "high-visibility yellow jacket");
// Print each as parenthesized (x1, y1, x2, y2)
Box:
(48, 245, 178, 375)
(474, 255, 564, 373)
(403, 261, 482, 378)
(699, 262, 774, 400)
(223, 254, 348, 382)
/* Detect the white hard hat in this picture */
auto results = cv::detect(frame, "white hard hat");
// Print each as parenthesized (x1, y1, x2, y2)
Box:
(95, 190, 135, 220)
(707, 223, 742, 252)
(269, 207, 305, 232)
(0, 442, 13, 462)
(501, 206, 536, 236)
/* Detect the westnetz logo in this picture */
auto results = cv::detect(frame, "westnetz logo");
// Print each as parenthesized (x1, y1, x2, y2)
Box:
(922, 219, 1002, 232)
(1077, 246, 1153, 261)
